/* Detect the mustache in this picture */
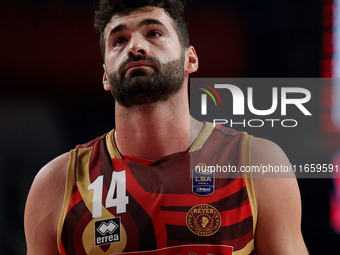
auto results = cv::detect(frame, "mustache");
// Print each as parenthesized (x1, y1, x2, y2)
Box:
(119, 54, 161, 76)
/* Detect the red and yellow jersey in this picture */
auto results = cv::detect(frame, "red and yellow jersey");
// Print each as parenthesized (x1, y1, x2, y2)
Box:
(57, 122, 257, 255)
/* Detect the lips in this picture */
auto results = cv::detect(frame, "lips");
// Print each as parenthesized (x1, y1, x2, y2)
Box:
(124, 61, 153, 73)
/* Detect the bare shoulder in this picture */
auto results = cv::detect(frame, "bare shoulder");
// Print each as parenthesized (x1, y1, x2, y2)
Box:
(251, 137, 291, 170)
(24, 152, 70, 255)
(26, 152, 70, 217)
(249, 137, 308, 254)
(250, 137, 298, 203)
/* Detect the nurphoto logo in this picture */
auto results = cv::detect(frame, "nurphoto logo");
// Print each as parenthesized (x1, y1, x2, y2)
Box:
(191, 79, 314, 128)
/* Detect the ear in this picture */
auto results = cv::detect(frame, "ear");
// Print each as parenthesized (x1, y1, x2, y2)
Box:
(102, 64, 111, 91)
(185, 46, 199, 74)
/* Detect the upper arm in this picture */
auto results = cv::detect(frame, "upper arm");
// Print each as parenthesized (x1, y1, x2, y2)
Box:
(24, 152, 69, 255)
(251, 137, 308, 255)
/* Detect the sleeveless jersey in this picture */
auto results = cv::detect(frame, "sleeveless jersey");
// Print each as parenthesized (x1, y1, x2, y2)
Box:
(57, 122, 257, 255)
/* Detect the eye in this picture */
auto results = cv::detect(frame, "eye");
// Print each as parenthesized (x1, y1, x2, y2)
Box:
(146, 30, 162, 38)
(114, 37, 127, 47)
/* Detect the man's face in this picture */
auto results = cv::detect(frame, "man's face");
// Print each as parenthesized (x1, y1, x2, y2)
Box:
(102, 7, 185, 108)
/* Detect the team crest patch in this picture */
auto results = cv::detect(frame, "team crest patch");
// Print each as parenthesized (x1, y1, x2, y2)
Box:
(95, 217, 121, 246)
(186, 204, 221, 236)
(192, 163, 215, 196)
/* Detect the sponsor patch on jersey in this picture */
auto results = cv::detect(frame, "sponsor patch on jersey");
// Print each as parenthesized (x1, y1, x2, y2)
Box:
(186, 204, 221, 236)
(94, 217, 121, 246)
(192, 163, 215, 196)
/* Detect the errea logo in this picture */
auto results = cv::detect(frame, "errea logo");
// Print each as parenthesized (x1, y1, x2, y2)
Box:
(95, 217, 121, 246)
(97, 220, 118, 235)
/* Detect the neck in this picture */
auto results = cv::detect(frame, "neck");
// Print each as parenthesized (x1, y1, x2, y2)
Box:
(114, 86, 203, 160)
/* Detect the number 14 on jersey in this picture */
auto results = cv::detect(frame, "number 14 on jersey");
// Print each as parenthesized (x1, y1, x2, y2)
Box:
(88, 171, 129, 218)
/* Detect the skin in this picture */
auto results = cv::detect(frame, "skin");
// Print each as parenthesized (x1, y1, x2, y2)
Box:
(102, 7, 201, 160)
(24, 7, 309, 255)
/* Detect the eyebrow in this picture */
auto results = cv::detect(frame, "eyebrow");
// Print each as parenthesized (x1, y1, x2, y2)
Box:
(108, 24, 128, 39)
(139, 18, 166, 28)
(108, 18, 168, 40)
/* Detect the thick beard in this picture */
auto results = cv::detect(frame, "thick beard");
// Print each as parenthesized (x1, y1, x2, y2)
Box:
(107, 53, 185, 108)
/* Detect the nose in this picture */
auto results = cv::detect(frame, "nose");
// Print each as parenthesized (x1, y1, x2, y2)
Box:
(127, 34, 149, 58)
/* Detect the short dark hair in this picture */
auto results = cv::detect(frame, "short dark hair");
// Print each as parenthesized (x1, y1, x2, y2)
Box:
(94, 0, 190, 59)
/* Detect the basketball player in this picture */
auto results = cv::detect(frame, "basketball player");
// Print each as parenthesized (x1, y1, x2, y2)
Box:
(24, 0, 309, 254)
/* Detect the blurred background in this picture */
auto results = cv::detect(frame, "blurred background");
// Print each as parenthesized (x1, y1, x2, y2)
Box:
(1, 0, 339, 254)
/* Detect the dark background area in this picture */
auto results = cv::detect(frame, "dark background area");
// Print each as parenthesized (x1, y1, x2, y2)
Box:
(1, 0, 339, 254)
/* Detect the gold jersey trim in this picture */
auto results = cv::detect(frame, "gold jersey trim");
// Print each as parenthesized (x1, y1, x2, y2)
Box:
(106, 130, 122, 159)
(57, 149, 77, 253)
(242, 133, 258, 237)
(189, 122, 215, 152)
(75, 147, 93, 213)
(76, 148, 127, 254)
(56, 125, 257, 254)
(57, 145, 128, 254)
(107, 123, 215, 156)
(233, 240, 256, 255)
